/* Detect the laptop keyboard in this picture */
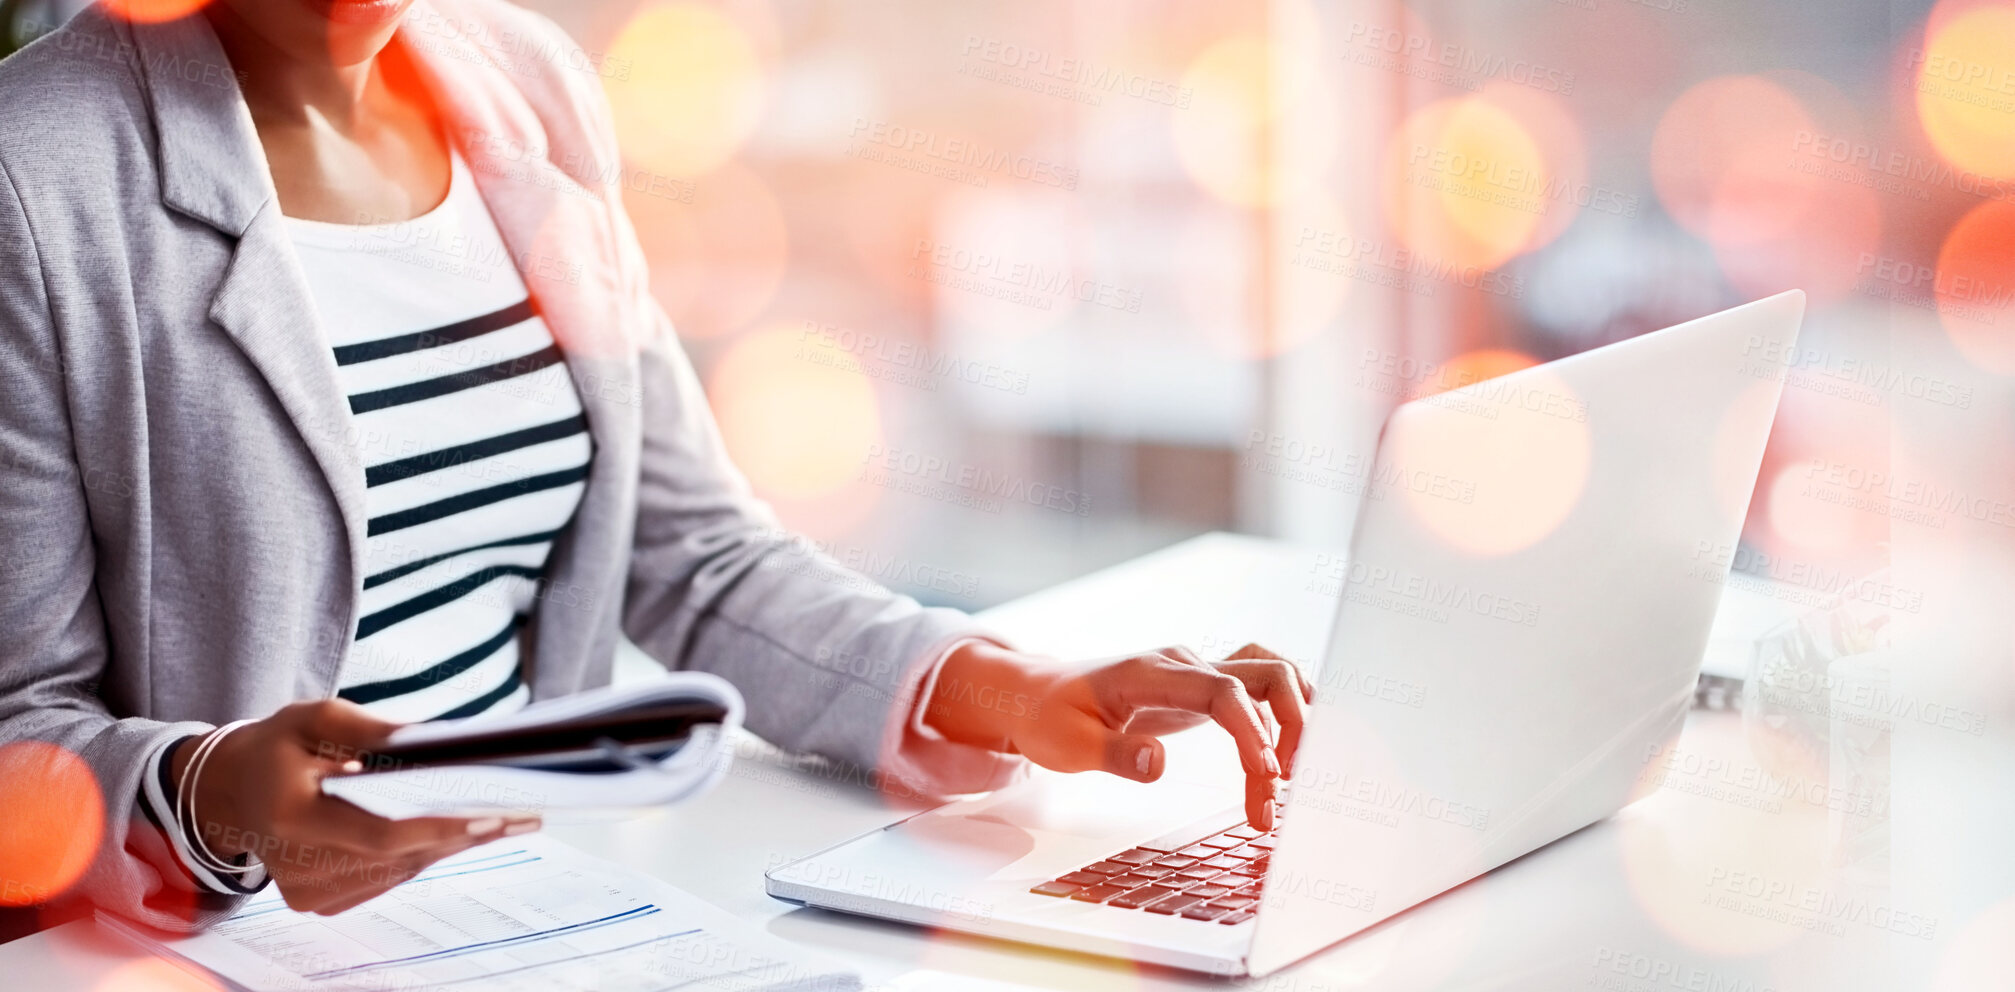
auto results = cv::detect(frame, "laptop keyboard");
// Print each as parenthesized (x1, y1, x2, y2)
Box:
(1026, 812, 1279, 924)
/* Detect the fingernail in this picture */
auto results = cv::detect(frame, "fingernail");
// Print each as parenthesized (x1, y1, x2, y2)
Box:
(340, 759, 363, 774)
(467, 817, 504, 836)
(1135, 746, 1152, 775)
(1261, 800, 1276, 831)
(1263, 747, 1280, 777)
(504, 819, 542, 836)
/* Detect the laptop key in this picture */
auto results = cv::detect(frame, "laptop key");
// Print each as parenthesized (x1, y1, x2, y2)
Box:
(1150, 877, 1194, 891)
(1177, 845, 1216, 859)
(1186, 885, 1232, 900)
(1109, 887, 1175, 910)
(1070, 884, 1127, 903)
(1143, 894, 1204, 916)
(1180, 904, 1229, 921)
(1029, 881, 1080, 897)
(1248, 837, 1277, 850)
(1197, 835, 1241, 849)
(1056, 872, 1107, 886)
(1200, 856, 1244, 871)
(1177, 867, 1221, 881)
(1110, 873, 1157, 888)
(1083, 861, 1129, 875)
(1152, 856, 1198, 870)
(1225, 826, 1262, 840)
(1217, 911, 1256, 925)
(1208, 896, 1256, 911)
(1129, 865, 1174, 879)
(1108, 849, 1159, 866)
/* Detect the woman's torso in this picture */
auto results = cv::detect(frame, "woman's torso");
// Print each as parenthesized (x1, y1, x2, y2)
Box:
(282, 148, 592, 723)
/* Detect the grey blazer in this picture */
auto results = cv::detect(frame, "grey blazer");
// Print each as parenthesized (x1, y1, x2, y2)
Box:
(0, 0, 1012, 931)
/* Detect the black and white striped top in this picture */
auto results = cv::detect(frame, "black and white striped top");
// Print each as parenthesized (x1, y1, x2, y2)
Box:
(142, 149, 591, 893)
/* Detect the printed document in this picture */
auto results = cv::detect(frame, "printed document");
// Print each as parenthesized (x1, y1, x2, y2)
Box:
(101, 833, 858, 992)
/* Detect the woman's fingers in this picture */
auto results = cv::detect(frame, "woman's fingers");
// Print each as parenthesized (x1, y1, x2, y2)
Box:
(308, 798, 523, 856)
(1216, 658, 1310, 779)
(279, 698, 404, 772)
(1101, 654, 1276, 780)
(1158, 645, 1212, 670)
(1118, 708, 1209, 736)
(275, 805, 528, 915)
(1225, 643, 1314, 702)
(1247, 758, 1279, 831)
(1017, 644, 1311, 830)
(310, 884, 397, 918)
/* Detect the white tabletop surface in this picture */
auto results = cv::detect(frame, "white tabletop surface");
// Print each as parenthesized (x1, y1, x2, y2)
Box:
(0, 533, 1925, 990)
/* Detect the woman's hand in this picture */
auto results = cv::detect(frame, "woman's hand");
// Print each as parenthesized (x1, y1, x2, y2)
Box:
(925, 642, 1312, 830)
(168, 699, 540, 915)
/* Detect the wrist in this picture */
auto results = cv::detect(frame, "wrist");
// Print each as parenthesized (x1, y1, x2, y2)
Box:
(168, 728, 253, 860)
(923, 641, 1049, 753)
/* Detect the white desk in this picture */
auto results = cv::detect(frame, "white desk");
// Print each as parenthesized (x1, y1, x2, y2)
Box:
(0, 533, 1927, 990)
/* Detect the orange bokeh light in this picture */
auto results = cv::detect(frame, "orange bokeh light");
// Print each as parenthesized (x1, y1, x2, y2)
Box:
(627, 163, 789, 342)
(1618, 780, 1826, 957)
(1652, 76, 1819, 246)
(1711, 181, 1882, 302)
(1914, 4, 2015, 181)
(1415, 347, 1539, 399)
(1384, 96, 1552, 271)
(1762, 460, 1860, 554)
(709, 322, 882, 500)
(1171, 35, 1274, 208)
(102, 0, 210, 22)
(95, 958, 225, 992)
(1934, 199, 2015, 374)
(1391, 366, 1591, 557)
(605, 2, 766, 178)
(1261, 192, 1352, 359)
(1476, 83, 1587, 257)
(1652, 74, 1881, 302)
(1171, 13, 1332, 210)
(0, 741, 104, 907)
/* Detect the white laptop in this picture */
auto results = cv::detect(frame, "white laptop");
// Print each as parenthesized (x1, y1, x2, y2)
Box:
(766, 291, 1806, 977)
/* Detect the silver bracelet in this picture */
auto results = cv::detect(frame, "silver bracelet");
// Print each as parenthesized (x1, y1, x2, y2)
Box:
(172, 719, 260, 877)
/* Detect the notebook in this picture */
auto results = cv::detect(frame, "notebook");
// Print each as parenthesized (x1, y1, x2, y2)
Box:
(321, 673, 745, 819)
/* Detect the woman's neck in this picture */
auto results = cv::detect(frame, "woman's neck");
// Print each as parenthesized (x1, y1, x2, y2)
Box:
(201, 3, 450, 224)
(205, 3, 386, 132)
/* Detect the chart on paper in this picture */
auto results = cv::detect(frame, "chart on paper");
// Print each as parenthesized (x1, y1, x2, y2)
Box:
(105, 836, 857, 992)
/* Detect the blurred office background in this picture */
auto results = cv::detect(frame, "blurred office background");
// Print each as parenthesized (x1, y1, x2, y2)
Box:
(5, 0, 2007, 613)
(514, 0, 2003, 615)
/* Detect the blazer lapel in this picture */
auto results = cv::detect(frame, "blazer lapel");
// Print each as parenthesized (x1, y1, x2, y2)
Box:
(207, 213, 373, 661)
(131, 13, 368, 692)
